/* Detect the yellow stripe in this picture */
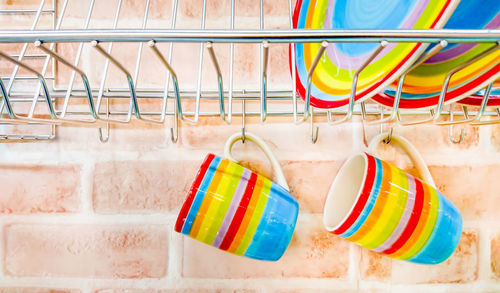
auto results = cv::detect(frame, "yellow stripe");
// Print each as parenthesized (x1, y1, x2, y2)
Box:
(305, 0, 449, 93)
(189, 159, 229, 238)
(200, 162, 244, 244)
(228, 174, 265, 253)
(356, 165, 408, 248)
(347, 161, 392, 243)
(398, 182, 439, 260)
(389, 177, 432, 258)
(234, 177, 271, 255)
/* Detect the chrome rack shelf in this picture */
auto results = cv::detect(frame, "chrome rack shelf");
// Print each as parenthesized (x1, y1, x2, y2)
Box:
(0, 0, 499, 143)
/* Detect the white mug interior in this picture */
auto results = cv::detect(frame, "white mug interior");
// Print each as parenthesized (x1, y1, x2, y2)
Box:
(323, 153, 369, 232)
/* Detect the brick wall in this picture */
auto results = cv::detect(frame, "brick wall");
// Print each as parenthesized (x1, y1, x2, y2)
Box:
(1, 0, 499, 292)
(2, 118, 500, 292)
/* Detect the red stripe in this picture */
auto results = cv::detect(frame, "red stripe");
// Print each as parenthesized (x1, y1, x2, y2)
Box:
(332, 154, 377, 235)
(289, 0, 452, 109)
(381, 176, 425, 254)
(459, 95, 500, 107)
(219, 172, 258, 251)
(174, 154, 216, 233)
(374, 61, 500, 108)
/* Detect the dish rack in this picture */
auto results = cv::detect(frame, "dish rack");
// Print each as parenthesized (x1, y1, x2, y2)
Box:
(0, 0, 499, 143)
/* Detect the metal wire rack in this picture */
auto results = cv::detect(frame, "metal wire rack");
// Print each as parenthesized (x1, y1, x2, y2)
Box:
(0, 0, 499, 143)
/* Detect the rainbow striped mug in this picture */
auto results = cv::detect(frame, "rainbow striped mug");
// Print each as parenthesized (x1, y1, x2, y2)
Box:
(175, 132, 299, 261)
(324, 133, 462, 265)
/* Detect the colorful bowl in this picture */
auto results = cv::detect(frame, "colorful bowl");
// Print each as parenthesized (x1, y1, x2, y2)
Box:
(290, 0, 459, 109)
(374, 1, 500, 109)
(458, 82, 500, 106)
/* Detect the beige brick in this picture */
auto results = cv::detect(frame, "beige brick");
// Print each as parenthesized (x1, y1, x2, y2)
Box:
(0, 164, 81, 213)
(5, 224, 168, 278)
(181, 121, 358, 160)
(0, 289, 79, 293)
(491, 125, 500, 151)
(273, 291, 367, 293)
(95, 288, 255, 293)
(281, 160, 341, 213)
(179, 0, 290, 19)
(429, 165, 500, 221)
(268, 44, 293, 91)
(360, 250, 392, 281)
(93, 160, 201, 213)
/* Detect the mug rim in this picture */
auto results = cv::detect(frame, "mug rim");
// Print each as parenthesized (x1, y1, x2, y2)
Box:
(323, 152, 369, 232)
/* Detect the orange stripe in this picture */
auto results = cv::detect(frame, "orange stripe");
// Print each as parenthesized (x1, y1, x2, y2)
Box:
(189, 159, 230, 238)
(227, 174, 265, 253)
(347, 160, 392, 243)
(389, 178, 431, 258)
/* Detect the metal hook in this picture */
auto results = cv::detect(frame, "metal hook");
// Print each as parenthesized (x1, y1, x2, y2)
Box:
(56, 0, 95, 121)
(383, 127, 393, 144)
(92, 40, 141, 121)
(3, 0, 46, 95)
(170, 102, 179, 143)
(98, 123, 110, 143)
(148, 40, 182, 122)
(0, 0, 50, 118)
(91, 0, 134, 125)
(35, 41, 98, 122)
(378, 40, 447, 125)
(261, 40, 270, 122)
(288, 0, 299, 124)
(448, 104, 466, 144)
(170, 56, 180, 144)
(0, 77, 15, 119)
(206, 42, 225, 121)
(299, 40, 328, 123)
(328, 41, 388, 125)
(470, 83, 500, 125)
(93, 41, 174, 124)
(310, 105, 319, 143)
(0, 50, 57, 121)
(471, 107, 500, 125)
(434, 42, 500, 125)
(449, 125, 465, 144)
(360, 101, 368, 121)
(360, 102, 393, 144)
(470, 82, 493, 123)
(360, 100, 374, 145)
(241, 99, 246, 143)
(178, 0, 205, 124)
(98, 88, 111, 143)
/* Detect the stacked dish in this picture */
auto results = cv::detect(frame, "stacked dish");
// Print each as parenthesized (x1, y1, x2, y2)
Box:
(290, 0, 500, 110)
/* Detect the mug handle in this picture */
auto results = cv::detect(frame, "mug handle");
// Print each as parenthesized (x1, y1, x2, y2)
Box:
(368, 132, 436, 188)
(224, 131, 290, 191)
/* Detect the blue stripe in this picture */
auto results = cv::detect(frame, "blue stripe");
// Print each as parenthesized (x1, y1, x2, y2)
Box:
(340, 158, 383, 238)
(181, 156, 221, 235)
(244, 183, 299, 261)
(383, 62, 500, 100)
(408, 191, 462, 264)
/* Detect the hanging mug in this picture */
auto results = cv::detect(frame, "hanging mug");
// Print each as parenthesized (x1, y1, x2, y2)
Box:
(323, 133, 462, 264)
(175, 132, 299, 261)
